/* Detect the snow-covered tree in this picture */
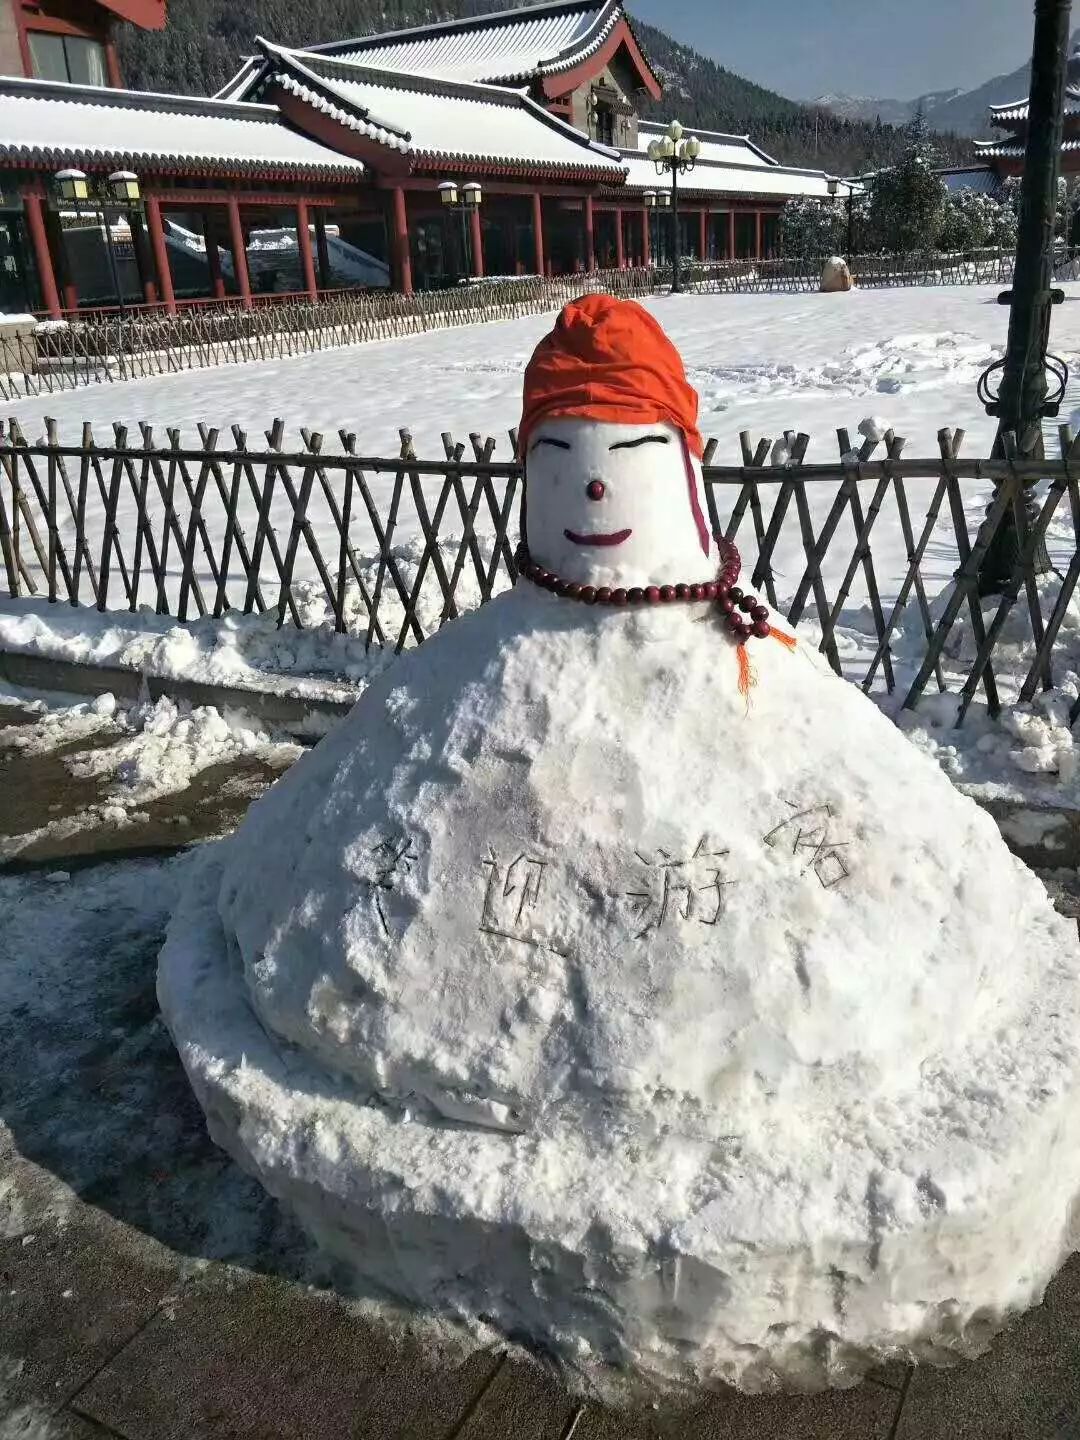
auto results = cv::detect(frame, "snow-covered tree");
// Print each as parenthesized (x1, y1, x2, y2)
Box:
(778, 197, 845, 257)
(865, 110, 948, 252)
(938, 189, 1018, 252)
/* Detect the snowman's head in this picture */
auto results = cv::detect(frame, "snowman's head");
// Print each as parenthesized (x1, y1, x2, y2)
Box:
(519, 294, 714, 589)
(524, 416, 715, 588)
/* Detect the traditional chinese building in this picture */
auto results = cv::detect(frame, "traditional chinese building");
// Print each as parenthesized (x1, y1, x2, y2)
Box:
(0, 0, 837, 316)
(975, 86, 1080, 179)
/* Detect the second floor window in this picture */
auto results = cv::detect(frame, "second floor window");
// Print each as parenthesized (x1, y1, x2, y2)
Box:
(29, 32, 108, 86)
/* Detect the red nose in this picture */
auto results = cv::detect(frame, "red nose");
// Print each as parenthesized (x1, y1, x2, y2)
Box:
(586, 480, 605, 501)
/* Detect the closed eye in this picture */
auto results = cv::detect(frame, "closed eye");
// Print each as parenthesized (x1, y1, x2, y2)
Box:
(608, 434, 670, 451)
(530, 436, 571, 452)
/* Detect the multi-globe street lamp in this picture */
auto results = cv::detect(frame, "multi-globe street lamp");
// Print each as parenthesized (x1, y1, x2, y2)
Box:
(645, 120, 701, 293)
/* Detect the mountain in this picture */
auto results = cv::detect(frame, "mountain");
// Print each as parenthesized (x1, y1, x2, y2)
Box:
(113, 0, 972, 176)
(812, 89, 961, 130)
(813, 32, 1080, 140)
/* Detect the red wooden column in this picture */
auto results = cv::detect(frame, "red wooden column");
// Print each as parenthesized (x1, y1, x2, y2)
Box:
(614, 208, 625, 268)
(641, 207, 650, 265)
(727, 209, 736, 259)
(755, 210, 763, 259)
(227, 196, 252, 308)
(469, 204, 484, 279)
(296, 199, 317, 298)
(531, 192, 545, 277)
(584, 194, 595, 270)
(699, 209, 707, 261)
(144, 195, 176, 314)
(391, 186, 412, 296)
(22, 191, 61, 319)
(204, 211, 225, 300)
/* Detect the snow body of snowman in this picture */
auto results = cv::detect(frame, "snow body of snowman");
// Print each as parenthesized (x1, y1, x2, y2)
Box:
(159, 295, 1080, 1399)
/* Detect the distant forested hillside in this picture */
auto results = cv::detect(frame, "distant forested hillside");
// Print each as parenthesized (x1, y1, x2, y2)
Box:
(115, 0, 973, 175)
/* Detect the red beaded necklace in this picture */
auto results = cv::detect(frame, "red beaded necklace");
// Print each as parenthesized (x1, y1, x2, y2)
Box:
(514, 537, 774, 645)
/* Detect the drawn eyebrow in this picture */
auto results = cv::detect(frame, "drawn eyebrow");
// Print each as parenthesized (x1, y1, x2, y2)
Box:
(529, 436, 572, 452)
(608, 434, 670, 451)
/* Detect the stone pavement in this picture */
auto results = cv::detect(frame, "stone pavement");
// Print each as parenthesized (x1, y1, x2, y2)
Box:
(3, 703, 1080, 1439)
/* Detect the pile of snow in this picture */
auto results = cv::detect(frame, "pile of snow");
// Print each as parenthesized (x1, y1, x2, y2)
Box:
(160, 586, 1080, 1399)
(0, 533, 512, 698)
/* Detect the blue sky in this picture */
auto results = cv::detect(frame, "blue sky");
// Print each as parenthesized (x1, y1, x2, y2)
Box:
(627, 0, 1034, 103)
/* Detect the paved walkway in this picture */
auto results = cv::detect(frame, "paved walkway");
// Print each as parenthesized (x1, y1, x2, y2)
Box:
(3, 704, 1080, 1438)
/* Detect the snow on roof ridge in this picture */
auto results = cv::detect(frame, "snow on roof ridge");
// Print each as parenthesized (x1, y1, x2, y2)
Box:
(274, 72, 412, 151)
(274, 39, 621, 159)
(305, 0, 609, 58)
(257, 38, 413, 146)
(0, 73, 282, 119)
(213, 55, 266, 101)
(263, 38, 622, 170)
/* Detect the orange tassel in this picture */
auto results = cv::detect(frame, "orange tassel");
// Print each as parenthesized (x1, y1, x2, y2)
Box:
(769, 625, 797, 651)
(737, 643, 754, 699)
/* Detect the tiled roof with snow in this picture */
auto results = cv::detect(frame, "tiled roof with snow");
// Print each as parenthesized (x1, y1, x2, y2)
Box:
(300, 0, 623, 85)
(260, 44, 626, 174)
(976, 137, 1080, 158)
(0, 76, 366, 178)
(618, 150, 836, 199)
(636, 121, 776, 170)
(989, 89, 1080, 124)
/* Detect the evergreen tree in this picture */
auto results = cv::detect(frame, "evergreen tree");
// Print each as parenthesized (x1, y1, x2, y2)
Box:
(866, 111, 949, 252)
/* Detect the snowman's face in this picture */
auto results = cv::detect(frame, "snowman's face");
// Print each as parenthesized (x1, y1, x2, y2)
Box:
(524, 417, 715, 589)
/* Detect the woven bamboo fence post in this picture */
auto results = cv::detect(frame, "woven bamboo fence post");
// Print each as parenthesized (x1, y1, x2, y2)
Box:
(900, 429, 1013, 713)
(952, 430, 1064, 725)
(1022, 425, 1080, 704)
(396, 425, 459, 646)
(275, 428, 323, 628)
(0, 427, 20, 596)
(7, 418, 74, 603)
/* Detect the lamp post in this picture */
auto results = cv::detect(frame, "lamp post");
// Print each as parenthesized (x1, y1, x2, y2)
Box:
(826, 176, 855, 263)
(439, 179, 483, 284)
(976, 0, 1071, 596)
(646, 120, 700, 293)
(53, 168, 141, 314)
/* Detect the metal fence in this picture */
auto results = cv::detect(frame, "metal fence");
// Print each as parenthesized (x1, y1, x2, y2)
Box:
(2, 415, 1077, 723)
(5, 247, 1077, 401)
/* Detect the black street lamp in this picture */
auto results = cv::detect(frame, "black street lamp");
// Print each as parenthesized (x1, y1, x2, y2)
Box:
(438, 179, 483, 284)
(977, 0, 1072, 596)
(54, 167, 141, 314)
(646, 121, 701, 293)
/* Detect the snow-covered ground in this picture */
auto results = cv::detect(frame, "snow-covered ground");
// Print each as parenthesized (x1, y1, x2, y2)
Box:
(7, 285, 1024, 459)
(4, 283, 1080, 807)
(4, 284, 1063, 626)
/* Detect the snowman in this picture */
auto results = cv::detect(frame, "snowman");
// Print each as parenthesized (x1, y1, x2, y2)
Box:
(160, 296, 1080, 1398)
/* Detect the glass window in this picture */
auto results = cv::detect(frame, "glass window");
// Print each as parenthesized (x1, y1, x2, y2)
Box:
(28, 32, 107, 86)
(64, 37, 107, 86)
(28, 32, 68, 83)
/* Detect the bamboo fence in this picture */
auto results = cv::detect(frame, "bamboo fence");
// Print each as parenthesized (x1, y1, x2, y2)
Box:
(2, 416, 1078, 722)
(5, 246, 1075, 401)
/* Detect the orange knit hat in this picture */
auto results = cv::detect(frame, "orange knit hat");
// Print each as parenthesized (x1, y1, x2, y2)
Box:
(519, 294, 704, 460)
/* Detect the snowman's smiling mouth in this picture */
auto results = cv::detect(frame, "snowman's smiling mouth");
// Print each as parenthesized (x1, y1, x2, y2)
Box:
(564, 528, 633, 547)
